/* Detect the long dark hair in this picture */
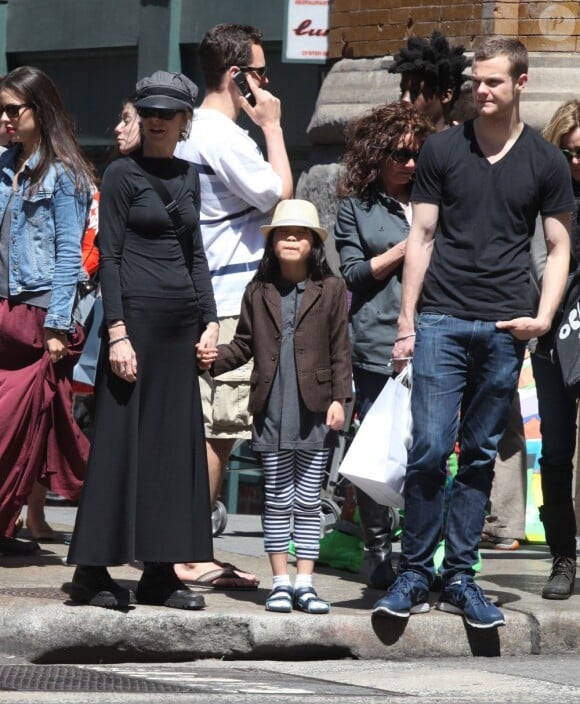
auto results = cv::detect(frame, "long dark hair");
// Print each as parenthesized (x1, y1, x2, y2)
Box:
(105, 92, 140, 166)
(254, 228, 335, 283)
(1, 66, 95, 193)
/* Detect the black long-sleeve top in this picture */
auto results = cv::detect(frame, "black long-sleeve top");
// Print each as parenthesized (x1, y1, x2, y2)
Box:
(98, 150, 217, 325)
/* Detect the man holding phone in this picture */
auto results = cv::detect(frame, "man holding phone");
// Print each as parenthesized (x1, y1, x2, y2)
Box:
(175, 23, 292, 589)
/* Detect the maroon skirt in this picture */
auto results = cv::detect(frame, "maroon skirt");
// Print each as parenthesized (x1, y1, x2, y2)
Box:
(0, 299, 88, 536)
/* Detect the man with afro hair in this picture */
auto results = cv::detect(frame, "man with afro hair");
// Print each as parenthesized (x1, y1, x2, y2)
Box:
(388, 31, 470, 131)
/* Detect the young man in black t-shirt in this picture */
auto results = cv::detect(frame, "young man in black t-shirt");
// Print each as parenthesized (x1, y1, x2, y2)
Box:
(389, 31, 528, 558)
(373, 38, 573, 629)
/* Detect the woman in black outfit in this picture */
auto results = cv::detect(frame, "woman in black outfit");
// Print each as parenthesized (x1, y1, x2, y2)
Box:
(68, 71, 219, 610)
(530, 99, 579, 600)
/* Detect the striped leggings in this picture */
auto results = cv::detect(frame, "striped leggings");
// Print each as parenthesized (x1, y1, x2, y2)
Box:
(260, 449, 329, 559)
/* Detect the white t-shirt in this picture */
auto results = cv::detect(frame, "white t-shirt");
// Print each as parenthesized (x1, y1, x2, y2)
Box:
(175, 108, 282, 317)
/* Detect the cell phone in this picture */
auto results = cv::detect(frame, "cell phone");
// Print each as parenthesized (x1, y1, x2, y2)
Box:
(232, 70, 256, 107)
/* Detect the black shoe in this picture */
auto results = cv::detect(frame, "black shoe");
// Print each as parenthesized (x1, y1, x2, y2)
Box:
(136, 563, 206, 610)
(367, 554, 397, 590)
(542, 556, 576, 600)
(70, 565, 136, 609)
(0, 535, 40, 555)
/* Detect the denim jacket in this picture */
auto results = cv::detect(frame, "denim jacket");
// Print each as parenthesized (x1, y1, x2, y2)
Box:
(0, 146, 91, 330)
(334, 193, 410, 375)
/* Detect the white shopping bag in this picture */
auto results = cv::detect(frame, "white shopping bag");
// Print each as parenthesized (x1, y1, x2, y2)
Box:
(339, 365, 412, 508)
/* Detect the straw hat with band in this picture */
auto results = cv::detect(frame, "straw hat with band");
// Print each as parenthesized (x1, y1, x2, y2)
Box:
(260, 199, 328, 241)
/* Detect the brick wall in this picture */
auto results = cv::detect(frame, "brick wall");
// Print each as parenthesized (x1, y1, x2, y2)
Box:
(329, 1, 580, 58)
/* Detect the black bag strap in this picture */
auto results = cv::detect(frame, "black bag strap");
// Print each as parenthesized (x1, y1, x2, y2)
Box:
(129, 160, 211, 372)
(134, 162, 204, 325)
(135, 165, 193, 271)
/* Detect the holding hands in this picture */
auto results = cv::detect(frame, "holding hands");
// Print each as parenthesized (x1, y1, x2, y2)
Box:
(196, 322, 219, 370)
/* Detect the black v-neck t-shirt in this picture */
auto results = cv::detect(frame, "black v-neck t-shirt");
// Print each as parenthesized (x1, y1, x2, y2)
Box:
(412, 120, 574, 320)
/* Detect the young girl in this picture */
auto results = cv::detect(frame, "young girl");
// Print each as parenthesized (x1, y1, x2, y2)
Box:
(198, 199, 352, 614)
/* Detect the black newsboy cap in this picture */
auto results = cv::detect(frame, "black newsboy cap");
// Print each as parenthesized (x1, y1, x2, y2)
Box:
(134, 70, 198, 111)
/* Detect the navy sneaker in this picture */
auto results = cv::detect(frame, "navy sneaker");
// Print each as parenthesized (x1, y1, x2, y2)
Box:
(437, 574, 505, 629)
(372, 571, 430, 618)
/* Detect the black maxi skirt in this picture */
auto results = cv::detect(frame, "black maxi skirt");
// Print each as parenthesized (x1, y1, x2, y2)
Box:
(68, 296, 214, 566)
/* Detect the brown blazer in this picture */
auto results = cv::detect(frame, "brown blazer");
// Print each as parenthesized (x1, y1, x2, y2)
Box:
(213, 277, 352, 414)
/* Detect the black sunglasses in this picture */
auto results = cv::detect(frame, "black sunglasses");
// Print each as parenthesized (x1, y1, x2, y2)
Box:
(236, 65, 268, 78)
(561, 147, 580, 163)
(389, 148, 421, 164)
(0, 103, 33, 119)
(136, 107, 182, 121)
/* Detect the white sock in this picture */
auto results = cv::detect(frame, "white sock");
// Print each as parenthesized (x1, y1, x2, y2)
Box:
(272, 574, 292, 589)
(294, 574, 313, 590)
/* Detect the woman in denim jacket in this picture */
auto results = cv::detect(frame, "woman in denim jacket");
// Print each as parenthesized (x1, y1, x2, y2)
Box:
(0, 66, 93, 554)
(334, 102, 434, 590)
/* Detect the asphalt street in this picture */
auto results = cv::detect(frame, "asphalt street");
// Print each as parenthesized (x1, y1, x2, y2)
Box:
(0, 655, 578, 703)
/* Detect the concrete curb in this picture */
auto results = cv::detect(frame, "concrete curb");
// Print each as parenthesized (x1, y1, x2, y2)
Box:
(1, 600, 578, 663)
(1, 512, 577, 663)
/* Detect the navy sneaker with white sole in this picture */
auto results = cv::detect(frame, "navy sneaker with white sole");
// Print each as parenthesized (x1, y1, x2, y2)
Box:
(437, 574, 505, 628)
(372, 571, 430, 618)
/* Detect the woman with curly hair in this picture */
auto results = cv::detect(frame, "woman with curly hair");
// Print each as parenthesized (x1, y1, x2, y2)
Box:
(334, 101, 434, 589)
(530, 99, 580, 599)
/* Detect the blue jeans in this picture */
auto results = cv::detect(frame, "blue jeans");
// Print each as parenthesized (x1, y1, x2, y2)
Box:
(400, 314, 525, 583)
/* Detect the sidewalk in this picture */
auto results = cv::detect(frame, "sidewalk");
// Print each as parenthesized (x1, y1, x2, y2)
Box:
(0, 507, 578, 663)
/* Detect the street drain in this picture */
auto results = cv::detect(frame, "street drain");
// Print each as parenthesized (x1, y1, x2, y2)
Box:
(0, 665, 190, 693)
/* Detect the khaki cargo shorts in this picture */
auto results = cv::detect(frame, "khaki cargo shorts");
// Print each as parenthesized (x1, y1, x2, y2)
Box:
(200, 316, 253, 440)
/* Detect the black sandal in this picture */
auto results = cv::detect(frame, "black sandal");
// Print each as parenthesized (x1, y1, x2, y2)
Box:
(265, 585, 293, 613)
(293, 586, 330, 614)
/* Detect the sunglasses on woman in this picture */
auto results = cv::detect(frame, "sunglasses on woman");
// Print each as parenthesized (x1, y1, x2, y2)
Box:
(561, 147, 580, 163)
(389, 148, 421, 164)
(0, 103, 33, 119)
(136, 107, 182, 121)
